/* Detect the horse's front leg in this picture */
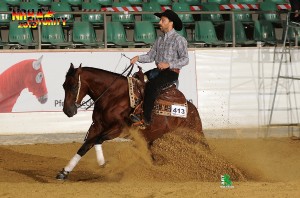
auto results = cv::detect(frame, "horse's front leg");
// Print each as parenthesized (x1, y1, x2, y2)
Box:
(56, 121, 103, 180)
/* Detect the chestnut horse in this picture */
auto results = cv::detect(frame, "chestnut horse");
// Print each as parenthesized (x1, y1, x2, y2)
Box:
(56, 63, 205, 180)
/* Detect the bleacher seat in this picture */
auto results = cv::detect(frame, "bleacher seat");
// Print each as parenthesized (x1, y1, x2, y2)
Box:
(0, 31, 7, 49)
(201, 3, 224, 25)
(150, 0, 172, 6)
(172, 2, 194, 24)
(4, 0, 21, 6)
(194, 21, 225, 46)
(259, 1, 282, 27)
(234, 9, 254, 24)
(106, 22, 135, 47)
(264, 0, 287, 4)
(20, 2, 40, 12)
(134, 21, 157, 46)
(178, 0, 201, 6)
(0, 2, 11, 26)
(111, 2, 135, 26)
(61, 0, 83, 7)
(254, 20, 277, 45)
(41, 25, 73, 48)
(236, 0, 258, 3)
(8, 21, 37, 49)
(176, 26, 188, 40)
(81, 2, 104, 26)
(51, 2, 74, 25)
(31, 0, 52, 6)
(72, 21, 103, 48)
(121, 0, 143, 5)
(142, 2, 162, 23)
(0, 0, 287, 49)
(224, 20, 256, 46)
(91, 0, 113, 7)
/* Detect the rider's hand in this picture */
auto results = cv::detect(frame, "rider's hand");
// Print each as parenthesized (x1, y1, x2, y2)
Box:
(130, 56, 139, 65)
(157, 62, 170, 70)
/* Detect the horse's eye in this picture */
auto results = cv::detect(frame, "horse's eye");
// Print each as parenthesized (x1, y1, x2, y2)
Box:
(35, 72, 43, 84)
(72, 86, 78, 92)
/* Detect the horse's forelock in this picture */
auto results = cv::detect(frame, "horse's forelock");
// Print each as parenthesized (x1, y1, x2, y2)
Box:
(66, 66, 77, 77)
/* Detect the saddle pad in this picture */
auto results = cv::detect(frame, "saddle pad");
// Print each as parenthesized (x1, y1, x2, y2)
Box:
(154, 99, 188, 118)
(127, 77, 142, 108)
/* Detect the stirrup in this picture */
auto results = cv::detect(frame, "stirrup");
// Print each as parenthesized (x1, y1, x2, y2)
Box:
(132, 120, 149, 129)
(130, 113, 141, 123)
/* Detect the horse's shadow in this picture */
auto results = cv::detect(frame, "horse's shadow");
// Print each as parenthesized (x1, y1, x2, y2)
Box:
(0, 147, 116, 183)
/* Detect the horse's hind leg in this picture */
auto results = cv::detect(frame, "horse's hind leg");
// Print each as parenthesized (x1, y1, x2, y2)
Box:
(94, 126, 124, 167)
(95, 144, 105, 166)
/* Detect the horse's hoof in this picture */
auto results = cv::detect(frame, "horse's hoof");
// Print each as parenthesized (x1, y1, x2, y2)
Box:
(56, 169, 69, 180)
(100, 164, 106, 168)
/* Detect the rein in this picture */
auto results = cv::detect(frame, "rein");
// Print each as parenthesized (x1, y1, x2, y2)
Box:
(75, 63, 135, 110)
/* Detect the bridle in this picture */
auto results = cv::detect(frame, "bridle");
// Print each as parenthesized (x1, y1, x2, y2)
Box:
(75, 75, 81, 108)
(74, 63, 135, 110)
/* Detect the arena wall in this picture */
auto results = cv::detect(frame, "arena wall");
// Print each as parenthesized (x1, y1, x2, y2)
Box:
(0, 48, 300, 135)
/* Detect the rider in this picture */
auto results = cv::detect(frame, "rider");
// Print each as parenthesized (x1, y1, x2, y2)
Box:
(130, 9, 189, 127)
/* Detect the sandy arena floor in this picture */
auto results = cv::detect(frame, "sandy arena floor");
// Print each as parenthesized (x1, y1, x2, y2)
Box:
(1, 129, 300, 198)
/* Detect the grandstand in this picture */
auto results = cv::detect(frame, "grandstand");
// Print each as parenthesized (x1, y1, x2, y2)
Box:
(0, 0, 294, 49)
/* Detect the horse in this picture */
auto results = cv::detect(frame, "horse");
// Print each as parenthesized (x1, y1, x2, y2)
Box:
(0, 56, 48, 112)
(56, 63, 206, 180)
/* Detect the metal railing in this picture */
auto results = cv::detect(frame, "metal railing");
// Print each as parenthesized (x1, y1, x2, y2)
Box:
(0, 10, 288, 49)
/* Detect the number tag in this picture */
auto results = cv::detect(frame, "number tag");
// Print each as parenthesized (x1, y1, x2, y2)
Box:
(171, 104, 187, 118)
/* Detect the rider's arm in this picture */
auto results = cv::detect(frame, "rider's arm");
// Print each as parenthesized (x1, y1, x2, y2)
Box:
(168, 36, 189, 70)
(137, 39, 159, 63)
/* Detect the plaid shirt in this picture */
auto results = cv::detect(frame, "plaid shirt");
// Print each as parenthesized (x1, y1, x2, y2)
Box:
(138, 29, 189, 70)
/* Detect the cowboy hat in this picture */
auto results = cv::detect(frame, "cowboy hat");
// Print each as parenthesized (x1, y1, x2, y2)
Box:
(154, 9, 183, 31)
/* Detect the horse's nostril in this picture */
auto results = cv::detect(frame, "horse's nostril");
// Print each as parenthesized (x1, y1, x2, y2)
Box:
(66, 110, 73, 117)
(63, 107, 77, 117)
(38, 94, 48, 104)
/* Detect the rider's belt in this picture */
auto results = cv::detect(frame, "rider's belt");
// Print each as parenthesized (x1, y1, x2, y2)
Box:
(170, 68, 180, 74)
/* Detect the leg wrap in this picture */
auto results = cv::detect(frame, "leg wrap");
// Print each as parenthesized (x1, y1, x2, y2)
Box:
(95, 144, 105, 166)
(64, 154, 81, 172)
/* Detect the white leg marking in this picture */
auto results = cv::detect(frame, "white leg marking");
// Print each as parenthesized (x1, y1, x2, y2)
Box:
(95, 144, 105, 166)
(64, 154, 81, 172)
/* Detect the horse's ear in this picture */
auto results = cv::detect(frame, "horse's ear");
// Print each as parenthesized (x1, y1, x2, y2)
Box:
(68, 63, 75, 74)
(32, 55, 43, 70)
(77, 63, 82, 74)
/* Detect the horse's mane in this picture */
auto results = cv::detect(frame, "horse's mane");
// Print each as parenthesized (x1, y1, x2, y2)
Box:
(66, 66, 126, 79)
